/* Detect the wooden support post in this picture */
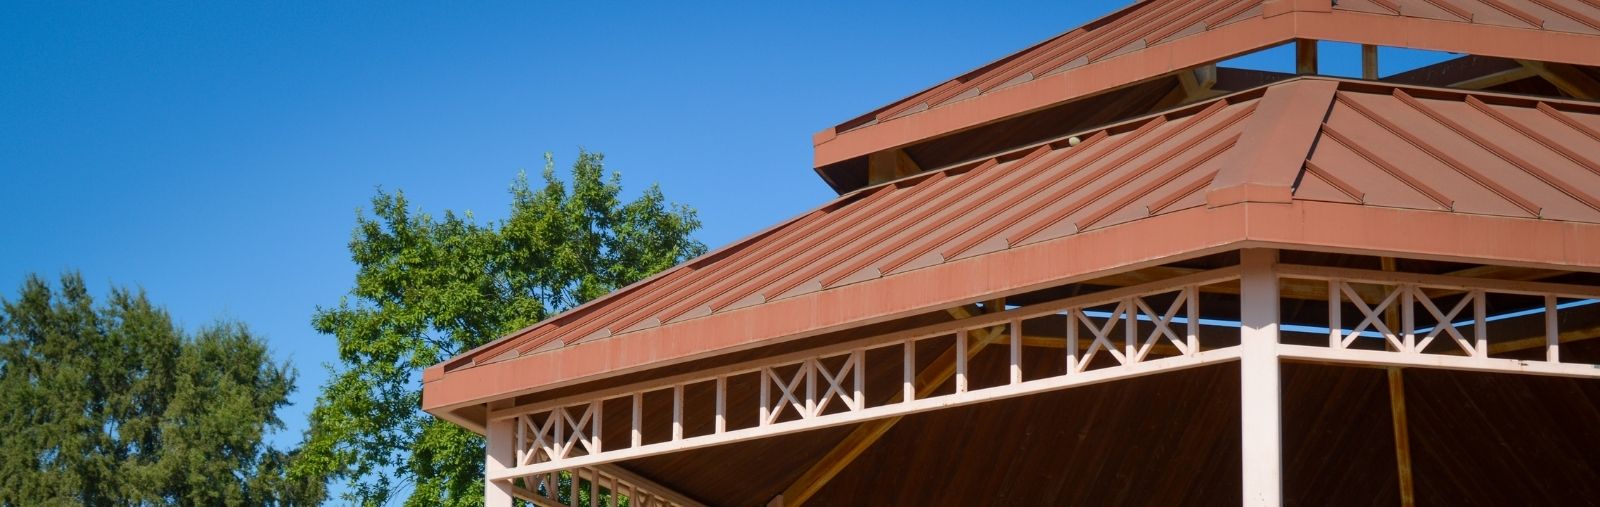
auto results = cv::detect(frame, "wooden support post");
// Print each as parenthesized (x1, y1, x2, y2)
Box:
(866, 148, 921, 185)
(1362, 44, 1379, 80)
(1380, 258, 1417, 507)
(777, 300, 1005, 507)
(1239, 249, 1282, 507)
(1296, 39, 1318, 75)
(486, 416, 517, 507)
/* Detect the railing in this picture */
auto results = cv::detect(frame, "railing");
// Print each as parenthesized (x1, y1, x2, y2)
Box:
(508, 463, 702, 507)
(1275, 264, 1600, 378)
(485, 267, 1244, 484)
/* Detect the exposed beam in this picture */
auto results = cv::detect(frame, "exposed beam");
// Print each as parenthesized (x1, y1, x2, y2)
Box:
(777, 299, 1006, 507)
(1517, 59, 1600, 100)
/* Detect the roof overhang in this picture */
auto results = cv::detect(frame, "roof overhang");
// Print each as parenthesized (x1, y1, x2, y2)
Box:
(424, 199, 1600, 420)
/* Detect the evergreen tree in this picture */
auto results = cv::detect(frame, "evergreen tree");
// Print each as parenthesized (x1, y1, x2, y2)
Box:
(0, 273, 319, 506)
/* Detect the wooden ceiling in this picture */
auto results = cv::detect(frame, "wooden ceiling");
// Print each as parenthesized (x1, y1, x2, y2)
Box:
(619, 355, 1600, 506)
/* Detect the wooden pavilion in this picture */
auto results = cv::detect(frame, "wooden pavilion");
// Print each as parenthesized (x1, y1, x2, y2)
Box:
(424, 0, 1600, 505)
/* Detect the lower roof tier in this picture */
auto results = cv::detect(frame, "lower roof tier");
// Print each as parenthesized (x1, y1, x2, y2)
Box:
(426, 77, 1600, 414)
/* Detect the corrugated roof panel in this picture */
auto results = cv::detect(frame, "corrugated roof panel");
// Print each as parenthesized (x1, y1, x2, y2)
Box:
(448, 91, 1274, 371)
(1304, 86, 1600, 223)
(1323, 91, 1538, 218)
(850, 0, 1266, 130)
(1333, 0, 1600, 33)
(841, 0, 1600, 137)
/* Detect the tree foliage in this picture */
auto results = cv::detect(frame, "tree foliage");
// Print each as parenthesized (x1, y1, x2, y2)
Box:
(294, 150, 706, 506)
(0, 273, 316, 506)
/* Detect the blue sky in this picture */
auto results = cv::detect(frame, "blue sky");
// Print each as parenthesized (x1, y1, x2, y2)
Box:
(0, 0, 1455, 488)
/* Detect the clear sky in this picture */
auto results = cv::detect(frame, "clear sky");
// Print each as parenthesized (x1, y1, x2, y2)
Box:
(1, 0, 1454, 488)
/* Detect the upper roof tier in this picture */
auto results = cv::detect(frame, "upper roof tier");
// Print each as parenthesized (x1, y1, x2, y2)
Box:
(425, 77, 1600, 419)
(812, 0, 1600, 192)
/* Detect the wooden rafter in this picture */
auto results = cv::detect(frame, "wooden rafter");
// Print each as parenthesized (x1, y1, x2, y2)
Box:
(776, 299, 1006, 507)
(1450, 66, 1538, 90)
(1517, 59, 1600, 100)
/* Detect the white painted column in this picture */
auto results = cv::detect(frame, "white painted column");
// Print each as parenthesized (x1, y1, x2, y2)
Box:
(485, 415, 517, 506)
(1239, 249, 1282, 506)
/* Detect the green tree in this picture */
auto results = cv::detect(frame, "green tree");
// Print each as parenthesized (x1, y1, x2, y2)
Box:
(0, 273, 318, 506)
(294, 150, 706, 506)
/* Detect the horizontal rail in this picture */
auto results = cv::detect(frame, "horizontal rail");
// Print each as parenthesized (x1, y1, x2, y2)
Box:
(490, 266, 1242, 421)
(1276, 264, 1600, 299)
(1278, 344, 1600, 379)
(488, 348, 1240, 481)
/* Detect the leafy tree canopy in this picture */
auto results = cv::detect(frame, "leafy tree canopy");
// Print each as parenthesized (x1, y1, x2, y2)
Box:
(0, 273, 317, 506)
(294, 150, 706, 506)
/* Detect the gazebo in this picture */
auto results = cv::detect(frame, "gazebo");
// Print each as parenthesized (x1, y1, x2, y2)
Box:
(424, 0, 1600, 505)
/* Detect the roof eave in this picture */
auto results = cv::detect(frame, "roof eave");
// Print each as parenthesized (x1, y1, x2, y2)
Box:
(424, 202, 1600, 425)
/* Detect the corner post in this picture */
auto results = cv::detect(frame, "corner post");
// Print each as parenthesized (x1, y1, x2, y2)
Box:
(486, 415, 517, 507)
(1240, 249, 1283, 506)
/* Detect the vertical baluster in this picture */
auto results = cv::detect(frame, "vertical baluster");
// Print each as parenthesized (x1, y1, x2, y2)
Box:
(1402, 284, 1415, 354)
(714, 376, 726, 434)
(516, 415, 526, 466)
(569, 467, 582, 505)
(1124, 298, 1137, 362)
(590, 401, 602, 455)
(955, 329, 968, 393)
(852, 349, 865, 410)
(902, 340, 914, 401)
(630, 393, 642, 448)
(1186, 285, 1200, 355)
(1329, 278, 1342, 349)
(554, 408, 566, 460)
(1546, 295, 1560, 363)
(671, 384, 684, 441)
(805, 359, 817, 418)
(1473, 290, 1487, 359)
(1010, 319, 1022, 385)
(1066, 309, 1079, 374)
(759, 368, 771, 426)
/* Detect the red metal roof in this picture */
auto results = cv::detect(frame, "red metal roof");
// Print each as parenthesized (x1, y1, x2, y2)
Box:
(835, 0, 1267, 132)
(1306, 85, 1600, 221)
(449, 91, 1262, 371)
(812, 0, 1600, 175)
(1335, 0, 1600, 33)
(426, 78, 1600, 412)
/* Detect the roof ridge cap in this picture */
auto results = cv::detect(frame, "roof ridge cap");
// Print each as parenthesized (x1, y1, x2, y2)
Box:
(1206, 77, 1340, 207)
